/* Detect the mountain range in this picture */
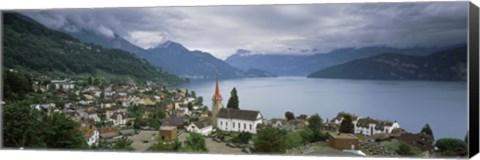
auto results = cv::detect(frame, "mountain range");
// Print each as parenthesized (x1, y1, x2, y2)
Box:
(225, 44, 466, 76)
(37, 16, 276, 79)
(307, 46, 467, 81)
(3, 12, 184, 85)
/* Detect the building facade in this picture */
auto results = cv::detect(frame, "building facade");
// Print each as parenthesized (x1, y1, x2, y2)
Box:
(216, 108, 263, 134)
(329, 112, 401, 136)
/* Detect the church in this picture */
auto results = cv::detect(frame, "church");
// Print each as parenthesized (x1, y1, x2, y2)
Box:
(211, 78, 263, 134)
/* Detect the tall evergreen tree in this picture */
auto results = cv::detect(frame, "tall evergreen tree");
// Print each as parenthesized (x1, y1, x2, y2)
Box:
(420, 123, 434, 140)
(226, 87, 239, 110)
(307, 113, 326, 141)
(339, 115, 354, 134)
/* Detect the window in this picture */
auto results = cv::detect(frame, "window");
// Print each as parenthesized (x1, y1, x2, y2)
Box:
(233, 122, 235, 128)
(244, 123, 246, 129)
(250, 124, 252, 130)
(220, 121, 223, 126)
(238, 123, 240, 129)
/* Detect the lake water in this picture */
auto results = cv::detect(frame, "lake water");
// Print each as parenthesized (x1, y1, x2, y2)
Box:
(175, 77, 468, 139)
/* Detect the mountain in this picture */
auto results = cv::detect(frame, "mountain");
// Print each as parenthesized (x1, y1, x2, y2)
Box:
(144, 41, 275, 79)
(307, 46, 467, 81)
(24, 14, 276, 80)
(3, 12, 185, 85)
(225, 45, 465, 76)
(67, 29, 150, 55)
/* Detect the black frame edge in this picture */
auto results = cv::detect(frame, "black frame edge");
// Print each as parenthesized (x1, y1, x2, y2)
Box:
(469, 1, 479, 158)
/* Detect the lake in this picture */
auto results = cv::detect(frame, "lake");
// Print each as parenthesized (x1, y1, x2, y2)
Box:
(175, 77, 468, 139)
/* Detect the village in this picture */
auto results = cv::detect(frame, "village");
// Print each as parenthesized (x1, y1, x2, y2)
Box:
(11, 73, 464, 158)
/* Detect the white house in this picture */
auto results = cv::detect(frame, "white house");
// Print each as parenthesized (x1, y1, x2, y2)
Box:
(187, 120, 213, 136)
(330, 112, 400, 136)
(110, 112, 127, 126)
(79, 125, 99, 146)
(51, 79, 75, 90)
(353, 117, 400, 136)
(216, 108, 263, 134)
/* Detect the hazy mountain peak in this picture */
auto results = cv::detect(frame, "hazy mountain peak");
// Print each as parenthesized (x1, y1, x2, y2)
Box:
(234, 49, 253, 56)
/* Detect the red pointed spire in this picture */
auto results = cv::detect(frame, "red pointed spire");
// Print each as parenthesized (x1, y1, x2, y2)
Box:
(213, 75, 222, 100)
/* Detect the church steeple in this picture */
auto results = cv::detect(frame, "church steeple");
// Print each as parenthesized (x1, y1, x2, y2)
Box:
(211, 73, 223, 128)
(213, 77, 222, 100)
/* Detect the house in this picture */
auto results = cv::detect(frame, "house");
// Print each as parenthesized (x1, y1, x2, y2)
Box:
(86, 110, 100, 122)
(354, 117, 400, 136)
(51, 79, 75, 90)
(216, 108, 263, 134)
(79, 125, 99, 146)
(110, 112, 127, 126)
(30, 103, 56, 111)
(296, 114, 310, 121)
(187, 120, 213, 136)
(142, 97, 156, 106)
(329, 133, 360, 150)
(159, 126, 177, 141)
(269, 118, 291, 130)
(175, 107, 189, 117)
(99, 128, 121, 144)
(159, 116, 189, 129)
(329, 112, 400, 136)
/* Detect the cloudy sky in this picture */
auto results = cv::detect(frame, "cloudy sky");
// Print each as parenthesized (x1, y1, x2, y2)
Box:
(22, 2, 468, 59)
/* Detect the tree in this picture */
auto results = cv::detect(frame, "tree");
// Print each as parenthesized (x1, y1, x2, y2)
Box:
(254, 125, 287, 153)
(226, 87, 239, 110)
(187, 102, 193, 111)
(339, 115, 354, 134)
(283, 131, 303, 149)
(3, 101, 46, 148)
(149, 139, 175, 151)
(100, 89, 105, 100)
(3, 70, 33, 101)
(181, 132, 208, 152)
(420, 123, 434, 140)
(41, 112, 89, 149)
(307, 113, 327, 141)
(298, 128, 315, 143)
(285, 111, 295, 121)
(112, 138, 135, 151)
(435, 138, 467, 156)
(3, 101, 88, 149)
(232, 132, 252, 144)
(397, 142, 415, 156)
(195, 96, 203, 106)
(191, 91, 196, 98)
(87, 76, 93, 85)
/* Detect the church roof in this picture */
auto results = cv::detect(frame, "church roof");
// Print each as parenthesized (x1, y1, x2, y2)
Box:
(212, 78, 222, 100)
(217, 108, 261, 121)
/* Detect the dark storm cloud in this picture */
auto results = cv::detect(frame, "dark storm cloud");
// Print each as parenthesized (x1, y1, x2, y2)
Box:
(21, 2, 468, 59)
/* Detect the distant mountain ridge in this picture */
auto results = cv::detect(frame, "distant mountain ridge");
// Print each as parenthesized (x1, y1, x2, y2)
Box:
(144, 41, 251, 79)
(225, 44, 466, 76)
(25, 13, 276, 80)
(307, 46, 467, 81)
(3, 12, 184, 85)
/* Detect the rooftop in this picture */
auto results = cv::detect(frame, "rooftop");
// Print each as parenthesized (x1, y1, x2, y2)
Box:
(217, 108, 261, 121)
(329, 133, 359, 140)
(160, 126, 177, 131)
